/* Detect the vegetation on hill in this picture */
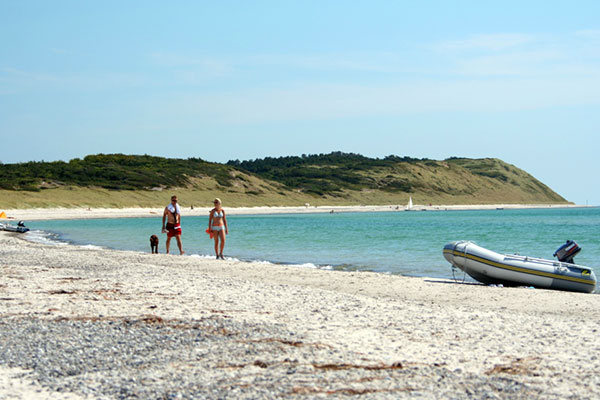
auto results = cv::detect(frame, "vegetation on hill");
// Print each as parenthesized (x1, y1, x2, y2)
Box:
(228, 152, 421, 196)
(0, 154, 235, 191)
(229, 152, 565, 203)
(0, 152, 568, 208)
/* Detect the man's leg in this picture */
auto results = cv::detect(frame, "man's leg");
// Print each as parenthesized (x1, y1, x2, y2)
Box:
(176, 235, 184, 255)
(166, 236, 171, 254)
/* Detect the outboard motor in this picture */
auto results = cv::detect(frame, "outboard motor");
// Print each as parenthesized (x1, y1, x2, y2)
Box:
(553, 240, 581, 264)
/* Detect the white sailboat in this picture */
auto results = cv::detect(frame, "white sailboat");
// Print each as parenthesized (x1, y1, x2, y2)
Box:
(406, 196, 413, 211)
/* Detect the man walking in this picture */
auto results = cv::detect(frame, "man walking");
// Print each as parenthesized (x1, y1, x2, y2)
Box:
(162, 195, 184, 254)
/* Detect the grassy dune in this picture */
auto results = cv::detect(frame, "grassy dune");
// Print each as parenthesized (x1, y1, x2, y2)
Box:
(0, 154, 569, 209)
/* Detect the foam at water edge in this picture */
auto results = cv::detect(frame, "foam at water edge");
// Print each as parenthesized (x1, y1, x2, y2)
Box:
(294, 263, 319, 269)
(189, 254, 216, 259)
(288, 262, 335, 270)
(188, 254, 242, 261)
(188, 257, 333, 270)
(24, 230, 68, 246)
(249, 259, 275, 266)
(78, 244, 105, 250)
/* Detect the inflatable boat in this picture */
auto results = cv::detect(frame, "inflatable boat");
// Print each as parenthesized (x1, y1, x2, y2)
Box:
(0, 222, 29, 233)
(443, 240, 596, 293)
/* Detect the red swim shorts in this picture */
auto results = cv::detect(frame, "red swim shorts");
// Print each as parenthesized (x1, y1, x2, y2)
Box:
(166, 223, 182, 238)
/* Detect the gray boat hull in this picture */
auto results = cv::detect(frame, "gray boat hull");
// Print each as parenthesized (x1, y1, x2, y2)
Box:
(443, 241, 597, 293)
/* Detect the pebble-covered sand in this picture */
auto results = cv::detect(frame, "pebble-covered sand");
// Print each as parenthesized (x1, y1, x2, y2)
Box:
(1, 230, 599, 399)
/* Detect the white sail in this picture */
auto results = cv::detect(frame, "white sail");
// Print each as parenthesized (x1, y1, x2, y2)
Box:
(406, 197, 413, 210)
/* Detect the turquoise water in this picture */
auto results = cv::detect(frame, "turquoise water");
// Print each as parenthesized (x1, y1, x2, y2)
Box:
(25, 207, 599, 282)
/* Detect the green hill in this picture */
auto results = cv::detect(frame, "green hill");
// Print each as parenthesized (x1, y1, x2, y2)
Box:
(0, 152, 568, 208)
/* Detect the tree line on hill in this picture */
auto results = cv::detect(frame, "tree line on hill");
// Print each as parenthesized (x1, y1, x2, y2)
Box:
(0, 152, 551, 200)
(227, 152, 423, 196)
(0, 154, 234, 191)
(0, 152, 418, 192)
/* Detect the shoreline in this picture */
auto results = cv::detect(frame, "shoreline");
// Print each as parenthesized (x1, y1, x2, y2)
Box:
(1, 231, 600, 398)
(1, 203, 591, 221)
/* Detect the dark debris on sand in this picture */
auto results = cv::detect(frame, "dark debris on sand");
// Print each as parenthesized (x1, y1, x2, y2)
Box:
(0, 316, 542, 399)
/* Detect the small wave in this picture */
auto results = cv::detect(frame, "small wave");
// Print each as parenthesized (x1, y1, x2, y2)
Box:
(249, 259, 273, 266)
(298, 263, 334, 270)
(244, 258, 313, 268)
(293, 263, 319, 269)
(78, 244, 105, 250)
(189, 254, 218, 259)
(24, 230, 68, 246)
(277, 261, 334, 270)
(193, 256, 333, 270)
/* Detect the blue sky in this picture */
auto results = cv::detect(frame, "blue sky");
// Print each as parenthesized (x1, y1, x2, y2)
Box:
(1, 1, 599, 205)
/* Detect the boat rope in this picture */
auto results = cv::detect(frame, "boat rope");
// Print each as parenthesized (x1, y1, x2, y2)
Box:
(451, 264, 466, 283)
(451, 241, 467, 283)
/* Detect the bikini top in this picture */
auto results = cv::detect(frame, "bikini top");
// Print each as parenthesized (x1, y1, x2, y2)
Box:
(213, 210, 224, 218)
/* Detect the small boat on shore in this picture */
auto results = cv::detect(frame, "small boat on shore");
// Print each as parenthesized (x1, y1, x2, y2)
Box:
(443, 240, 596, 293)
(0, 222, 29, 233)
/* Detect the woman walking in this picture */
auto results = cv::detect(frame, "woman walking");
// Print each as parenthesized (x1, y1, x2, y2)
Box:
(208, 198, 228, 259)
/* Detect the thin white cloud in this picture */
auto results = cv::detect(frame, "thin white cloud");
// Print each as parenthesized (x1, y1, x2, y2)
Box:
(149, 52, 233, 76)
(574, 29, 600, 38)
(0, 67, 150, 91)
(454, 50, 564, 76)
(437, 33, 536, 52)
(5, 30, 600, 121)
(246, 53, 409, 73)
(136, 76, 600, 128)
(147, 30, 600, 82)
(435, 31, 600, 77)
(149, 51, 417, 75)
(2, 67, 60, 83)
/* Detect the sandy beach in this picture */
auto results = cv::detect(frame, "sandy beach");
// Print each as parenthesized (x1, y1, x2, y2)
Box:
(1, 226, 599, 399)
(0, 203, 586, 222)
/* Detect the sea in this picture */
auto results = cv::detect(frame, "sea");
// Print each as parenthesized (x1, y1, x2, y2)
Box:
(24, 207, 599, 290)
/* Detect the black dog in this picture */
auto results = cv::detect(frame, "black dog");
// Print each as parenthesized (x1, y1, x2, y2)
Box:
(150, 234, 159, 254)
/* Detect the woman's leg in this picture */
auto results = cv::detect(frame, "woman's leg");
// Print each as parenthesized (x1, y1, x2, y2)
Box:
(213, 233, 220, 257)
(218, 230, 226, 257)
